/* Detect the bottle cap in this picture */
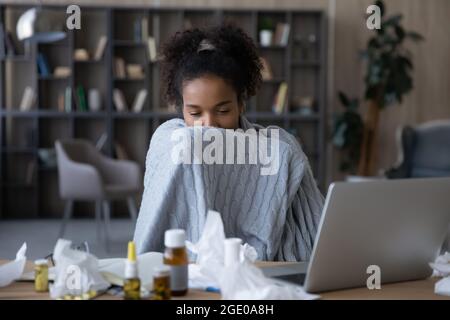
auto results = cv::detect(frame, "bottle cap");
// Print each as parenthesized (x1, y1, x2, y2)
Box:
(127, 241, 137, 262)
(164, 229, 186, 248)
(34, 259, 48, 266)
(153, 265, 171, 278)
(224, 238, 242, 267)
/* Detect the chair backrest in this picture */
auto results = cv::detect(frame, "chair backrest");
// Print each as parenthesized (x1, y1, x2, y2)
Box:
(410, 120, 450, 178)
(55, 139, 103, 199)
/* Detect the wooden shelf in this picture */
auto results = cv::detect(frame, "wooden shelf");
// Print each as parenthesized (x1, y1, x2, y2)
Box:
(0, 5, 327, 218)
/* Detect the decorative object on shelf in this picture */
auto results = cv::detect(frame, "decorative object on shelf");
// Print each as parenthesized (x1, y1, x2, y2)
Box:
(334, 0, 424, 176)
(113, 88, 128, 112)
(74, 48, 90, 61)
(37, 52, 51, 76)
(258, 17, 274, 47)
(292, 96, 314, 115)
(126, 64, 144, 79)
(259, 56, 273, 81)
(294, 33, 317, 61)
(16, 7, 66, 43)
(88, 89, 102, 112)
(38, 148, 57, 169)
(53, 66, 71, 78)
(19, 86, 36, 111)
(132, 89, 148, 113)
(94, 35, 108, 61)
(273, 23, 290, 46)
(272, 82, 288, 114)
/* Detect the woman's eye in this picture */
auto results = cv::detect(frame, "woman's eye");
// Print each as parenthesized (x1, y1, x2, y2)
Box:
(218, 109, 230, 114)
(189, 113, 201, 117)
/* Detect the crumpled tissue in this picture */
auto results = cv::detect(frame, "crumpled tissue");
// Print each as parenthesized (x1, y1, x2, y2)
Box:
(0, 243, 27, 287)
(430, 252, 450, 296)
(186, 210, 319, 300)
(50, 239, 110, 299)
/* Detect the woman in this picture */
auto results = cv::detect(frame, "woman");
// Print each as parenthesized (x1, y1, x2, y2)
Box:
(133, 24, 324, 261)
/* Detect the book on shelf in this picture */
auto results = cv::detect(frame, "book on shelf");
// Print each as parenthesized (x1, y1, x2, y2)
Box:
(132, 89, 148, 113)
(114, 57, 126, 78)
(94, 35, 108, 61)
(147, 37, 157, 62)
(134, 19, 142, 43)
(37, 52, 51, 76)
(25, 161, 36, 186)
(0, 22, 6, 58)
(141, 17, 149, 42)
(5, 31, 16, 56)
(57, 92, 65, 112)
(114, 142, 129, 160)
(19, 86, 36, 111)
(273, 23, 290, 46)
(76, 85, 88, 111)
(96, 133, 108, 151)
(65, 87, 72, 112)
(126, 64, 145, 79)
(272, 82, 288, 114)
(260, 56, 273, 81)
(113, 88, 128, 112)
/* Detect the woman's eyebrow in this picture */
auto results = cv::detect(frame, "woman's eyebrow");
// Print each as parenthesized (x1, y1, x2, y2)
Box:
(214, 100, 232, 107)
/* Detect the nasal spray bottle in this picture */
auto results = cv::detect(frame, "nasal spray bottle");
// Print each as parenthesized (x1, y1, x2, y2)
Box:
(124, 241, 141, 300)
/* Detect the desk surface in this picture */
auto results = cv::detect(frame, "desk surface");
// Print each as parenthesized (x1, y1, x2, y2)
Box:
(0, 260, 448, 300)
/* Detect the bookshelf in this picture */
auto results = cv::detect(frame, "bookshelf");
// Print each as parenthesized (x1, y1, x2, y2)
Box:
(0, 5, 327, 219)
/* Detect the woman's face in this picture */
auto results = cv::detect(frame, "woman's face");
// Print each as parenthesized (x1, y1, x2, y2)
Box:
(182, 74, 242, 129)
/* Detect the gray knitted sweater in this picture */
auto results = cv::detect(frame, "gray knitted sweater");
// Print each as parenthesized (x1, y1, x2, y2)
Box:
(133, 116, 324, 261)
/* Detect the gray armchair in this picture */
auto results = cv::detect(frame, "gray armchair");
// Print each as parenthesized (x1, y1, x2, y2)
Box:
(55, 139, 142, 248)
(386, 120, 450, 179)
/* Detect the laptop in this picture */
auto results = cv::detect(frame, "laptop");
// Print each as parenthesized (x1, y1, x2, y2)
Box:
(261, 177, 450, 293)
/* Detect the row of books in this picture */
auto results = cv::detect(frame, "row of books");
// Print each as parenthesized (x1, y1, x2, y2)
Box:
(113, 88, 148, 113)
(57, 86, 91, 112)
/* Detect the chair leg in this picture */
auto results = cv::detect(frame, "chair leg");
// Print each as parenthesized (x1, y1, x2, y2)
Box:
(126, 196, 138, 222)
(95, 201, 102, 244)
(102, 200, 112, 252)
(59, 200, 73, 239)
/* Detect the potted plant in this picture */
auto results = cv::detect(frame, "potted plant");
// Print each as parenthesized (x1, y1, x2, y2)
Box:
(259, 17, 274, 47)
(333, 0, 424, 177)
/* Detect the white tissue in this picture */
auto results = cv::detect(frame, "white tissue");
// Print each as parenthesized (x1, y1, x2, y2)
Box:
(0, 242, 27, 287)
(49, 239, 110, 299)
(187, 210, 318, 300)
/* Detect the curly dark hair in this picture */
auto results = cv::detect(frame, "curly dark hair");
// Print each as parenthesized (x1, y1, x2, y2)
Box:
(160, 23, 262, 109)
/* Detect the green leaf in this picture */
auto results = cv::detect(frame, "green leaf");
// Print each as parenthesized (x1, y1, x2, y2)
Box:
(383, 14, 403, 27)
(406, 31, 424, 42)
(395, 25, 405, 42)
(338, 91, 350, 107)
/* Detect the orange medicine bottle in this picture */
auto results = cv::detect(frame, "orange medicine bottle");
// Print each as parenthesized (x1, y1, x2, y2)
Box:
(163, 229, 189, 296)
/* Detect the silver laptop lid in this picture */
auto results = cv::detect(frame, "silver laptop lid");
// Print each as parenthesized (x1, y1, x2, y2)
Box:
(304, 177, 450, 293)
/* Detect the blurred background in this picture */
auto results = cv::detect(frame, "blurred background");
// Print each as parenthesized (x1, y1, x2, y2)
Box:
(0, 0, 449, 259)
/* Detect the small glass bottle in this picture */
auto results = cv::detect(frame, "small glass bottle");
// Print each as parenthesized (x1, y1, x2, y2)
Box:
(152, 265, 171, 300)
(163, 229, 189, 296)
(123, 241, 141, 300)
(34, 259, 49, 292)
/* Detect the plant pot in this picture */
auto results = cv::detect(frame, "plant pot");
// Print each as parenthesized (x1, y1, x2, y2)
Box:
(259, 30, 273, 47)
